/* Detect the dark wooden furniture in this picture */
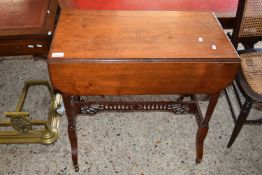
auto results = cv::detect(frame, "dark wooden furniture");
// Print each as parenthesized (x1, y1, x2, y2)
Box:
(229, 0, 262, 49)
(0, 0, 58, 56)
(224, 0, 262, 148)
(59, 0, 239, 29)
(48, 9, 239, 171)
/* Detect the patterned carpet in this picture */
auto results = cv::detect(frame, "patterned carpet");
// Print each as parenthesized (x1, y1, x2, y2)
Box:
(0, 44, 261, 175)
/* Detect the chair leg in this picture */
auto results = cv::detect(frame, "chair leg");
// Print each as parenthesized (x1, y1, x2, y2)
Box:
(241, 41, 257, 49)
(227, 100, 252, 148)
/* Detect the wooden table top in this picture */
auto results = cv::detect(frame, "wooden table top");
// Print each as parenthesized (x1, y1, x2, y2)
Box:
(49, 9, 238, 61)
(0, 0, 57, 36)
(0, 0, 48, 30)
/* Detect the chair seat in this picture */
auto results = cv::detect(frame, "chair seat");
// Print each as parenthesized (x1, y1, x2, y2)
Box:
(240, 51, 262, 95)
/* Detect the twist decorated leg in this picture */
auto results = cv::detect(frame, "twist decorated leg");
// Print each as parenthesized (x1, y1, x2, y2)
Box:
(62, 94, 79, 172)
(196, 93, 220, 164)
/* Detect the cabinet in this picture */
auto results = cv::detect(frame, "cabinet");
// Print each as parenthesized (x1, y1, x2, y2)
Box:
(0, 0, 58, 56)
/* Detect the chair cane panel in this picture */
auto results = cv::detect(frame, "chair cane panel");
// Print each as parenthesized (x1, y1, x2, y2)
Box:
(239, 0, 262, 37)
(240, 51, 262, 94)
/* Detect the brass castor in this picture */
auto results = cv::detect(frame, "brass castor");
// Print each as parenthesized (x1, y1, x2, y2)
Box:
(195, 159, 201, 164)
(74, 165, 79, 172)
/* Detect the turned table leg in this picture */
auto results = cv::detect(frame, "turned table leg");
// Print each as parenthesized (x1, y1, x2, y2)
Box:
(196, 93, 220, 163)
(62, 95, 79, 172)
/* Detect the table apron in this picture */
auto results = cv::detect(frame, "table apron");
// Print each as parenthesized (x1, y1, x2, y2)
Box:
(48, 61, 239, 95)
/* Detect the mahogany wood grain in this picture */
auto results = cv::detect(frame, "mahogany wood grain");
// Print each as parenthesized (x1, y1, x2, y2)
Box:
(196, 93, 220, 163)
(48, 10, 239, 96)
(0, 0, 48, 30)
(0, 0, 58, 56)
(62, 95, 79, 172)
(49, 62, 239, 96)
(0, 38, 50, 56)
(48, 10, 240, 171)
(0, 0, 57, 36)
(58, 0, 238, 29)
(49, 10, 237, 60)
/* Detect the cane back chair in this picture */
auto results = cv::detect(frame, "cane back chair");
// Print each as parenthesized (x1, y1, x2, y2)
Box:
(225, 0, 262, 148)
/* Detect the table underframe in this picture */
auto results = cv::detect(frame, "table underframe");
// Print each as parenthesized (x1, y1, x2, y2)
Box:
(62, 93, 220, 172)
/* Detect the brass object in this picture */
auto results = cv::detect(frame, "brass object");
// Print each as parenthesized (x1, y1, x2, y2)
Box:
(0, 80, 62, 144)
(6, 112, 32, 133)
